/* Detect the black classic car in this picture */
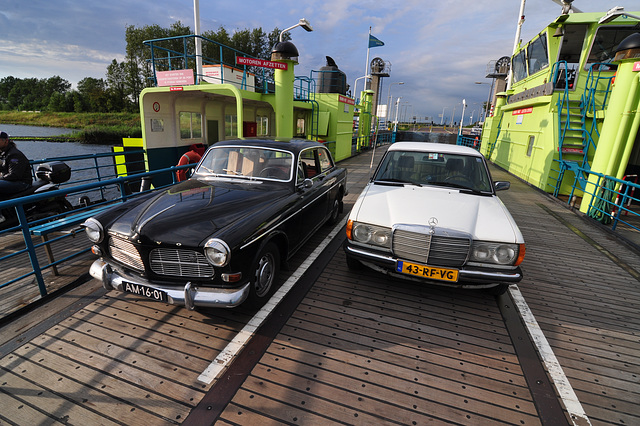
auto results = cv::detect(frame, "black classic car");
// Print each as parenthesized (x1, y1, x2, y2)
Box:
(85, 139, 347, 309)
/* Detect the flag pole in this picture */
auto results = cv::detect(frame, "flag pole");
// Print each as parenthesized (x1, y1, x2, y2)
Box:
(364, 26, 372, 91)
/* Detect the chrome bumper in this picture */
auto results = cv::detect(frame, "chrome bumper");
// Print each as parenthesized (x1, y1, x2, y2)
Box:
(344, 244, 523, 286)
(90, 259, 250, 310)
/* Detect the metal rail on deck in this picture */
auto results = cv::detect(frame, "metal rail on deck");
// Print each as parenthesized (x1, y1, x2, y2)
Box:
(0, 162, 196, 303)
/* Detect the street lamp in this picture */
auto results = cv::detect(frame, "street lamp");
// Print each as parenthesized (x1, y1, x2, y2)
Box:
(387, 82, 404, 127)
(352, 74, 370, 103)
(458, 99, 467, 135)
(279, 18, 313, 42)
(393, 97, 402, 132)
(475, 81, 493, 122)
(441, 107, 448, 125)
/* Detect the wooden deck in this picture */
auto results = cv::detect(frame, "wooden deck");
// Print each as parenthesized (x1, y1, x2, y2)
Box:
(1, 146, 640, 425)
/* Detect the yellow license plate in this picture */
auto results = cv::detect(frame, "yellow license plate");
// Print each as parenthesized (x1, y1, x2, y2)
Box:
(396, 260, 458, 282)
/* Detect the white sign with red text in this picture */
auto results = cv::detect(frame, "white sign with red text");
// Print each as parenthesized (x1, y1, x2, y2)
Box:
(156, 70, 194, 87)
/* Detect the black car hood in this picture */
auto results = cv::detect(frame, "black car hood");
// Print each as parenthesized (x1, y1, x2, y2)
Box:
(107, 179, 290, 245)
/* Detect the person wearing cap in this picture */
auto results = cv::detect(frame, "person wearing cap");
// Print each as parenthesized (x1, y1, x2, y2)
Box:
(176, 143, 206, 182)
(0, 131, 33, 198)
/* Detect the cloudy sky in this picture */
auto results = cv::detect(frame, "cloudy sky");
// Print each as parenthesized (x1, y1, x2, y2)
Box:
(0, 0, 636, 123)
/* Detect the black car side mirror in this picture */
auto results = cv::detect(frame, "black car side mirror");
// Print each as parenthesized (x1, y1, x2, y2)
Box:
(494, 181, 510, 191)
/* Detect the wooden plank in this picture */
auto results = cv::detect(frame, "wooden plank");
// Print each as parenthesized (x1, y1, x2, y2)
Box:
(0, 360, 137, 425)
(40, 327, 207, 393)
(78, 296, 240, 352)
(0, 387, 65, 425)
(268, 329, 531, 400)
(236, 365, 535, 425)
(9, 339, 192, 422)
(257, 349, 539, 422)
(277, 324, 527, 388)
(286, 305, 519, 366)
(83, 293, 248, 336)
(70, 309, 217, 366)
(306, 279, 512, 340)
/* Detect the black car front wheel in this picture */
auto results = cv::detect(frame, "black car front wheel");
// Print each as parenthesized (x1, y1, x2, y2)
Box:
(247, 242, 280, 307)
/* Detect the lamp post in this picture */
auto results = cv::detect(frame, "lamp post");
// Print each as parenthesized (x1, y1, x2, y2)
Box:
(441, 107, 448, 125)
(458, 99, 467, 135)
(279, 18, 313, 42)
(353, 75, 370, 104)
(386, 82, 404, 127)
(393, 97, 402, 132)
(272, 18, 313, 139)
(475, 81, 493, 122)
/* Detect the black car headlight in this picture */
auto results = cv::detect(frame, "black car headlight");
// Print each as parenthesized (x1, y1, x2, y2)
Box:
(204, 238, 230, 267)
(347, 220, 391, 249)
(469, 241, 520, 265)
(83, 218, 104, 243)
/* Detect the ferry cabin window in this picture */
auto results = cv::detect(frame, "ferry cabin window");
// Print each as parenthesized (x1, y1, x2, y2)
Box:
(225, 115, 238, 137)
(179, 112, 202, 139)
(586, 27, 639, 69)
(527, 33, 549, 75)
(556, 24, 588, 89)
(512, 50, 528, 83)
(257, 116, 269, 136)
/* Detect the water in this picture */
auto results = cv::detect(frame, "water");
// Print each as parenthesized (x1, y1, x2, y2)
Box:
(1, 124, 118, 204)
(1, 123, 78, 137)
(0, 123, 112, 159)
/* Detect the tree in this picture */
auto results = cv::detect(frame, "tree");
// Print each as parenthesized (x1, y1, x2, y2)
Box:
(77, 77, 108, 112)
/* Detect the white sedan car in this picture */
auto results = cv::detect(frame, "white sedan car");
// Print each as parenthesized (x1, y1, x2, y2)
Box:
(344, 142, 525, 295)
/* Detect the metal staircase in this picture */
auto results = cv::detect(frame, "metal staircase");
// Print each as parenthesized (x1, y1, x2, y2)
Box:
(549, 62, 612, 197)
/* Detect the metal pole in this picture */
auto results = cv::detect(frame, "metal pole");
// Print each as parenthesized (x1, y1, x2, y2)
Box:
(193, 0, 203, 83)
(507, 0, 526, 90)
(459, 99, 467, 135)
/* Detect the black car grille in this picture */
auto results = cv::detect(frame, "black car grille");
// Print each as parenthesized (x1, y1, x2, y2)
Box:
(109, 237, 144, 271)
(149, 248, 214, 278)
(392, 227, 470, 268)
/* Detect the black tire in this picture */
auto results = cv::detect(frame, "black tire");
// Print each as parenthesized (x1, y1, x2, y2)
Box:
(246, 242, 280, 307)
(487, 284, 509, 296)
(346, 254, 363, 271)
(327, 195, 342, 225)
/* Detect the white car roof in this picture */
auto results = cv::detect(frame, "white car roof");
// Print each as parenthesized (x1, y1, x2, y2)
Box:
(389, 142, 483, 157)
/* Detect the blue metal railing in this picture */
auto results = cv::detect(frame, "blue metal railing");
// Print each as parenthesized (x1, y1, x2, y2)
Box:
(456, 134, 481, 150)
(144, 34, 275, 93)
(0, 163, 195, 306)
(567, 167, 640, 234)
(28, 150, 146, 204)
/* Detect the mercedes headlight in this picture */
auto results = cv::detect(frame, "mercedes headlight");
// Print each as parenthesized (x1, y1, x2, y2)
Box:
(347, 221, 391, 248)
(83, 218, 104, 243)
(204, 239, 230, 267)
(469, 242, 521, 265)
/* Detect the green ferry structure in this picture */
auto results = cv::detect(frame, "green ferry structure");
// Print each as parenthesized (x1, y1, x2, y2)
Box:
(476, 5, 640, 222)
(113, 21, 382, 188)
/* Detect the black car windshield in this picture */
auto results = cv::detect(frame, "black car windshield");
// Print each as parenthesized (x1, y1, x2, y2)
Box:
(374, 151, 492, 192)
(194, 146, 293, 182)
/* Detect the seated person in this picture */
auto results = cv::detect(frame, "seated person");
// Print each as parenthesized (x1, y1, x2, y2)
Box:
(0, 131, 32, 198)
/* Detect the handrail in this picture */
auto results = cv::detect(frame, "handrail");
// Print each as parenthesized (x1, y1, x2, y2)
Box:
(571, 166, 640, 234)
(143, 34, 275, 93)
(0, 163, 195, 311)
(28, 150, 147, 204)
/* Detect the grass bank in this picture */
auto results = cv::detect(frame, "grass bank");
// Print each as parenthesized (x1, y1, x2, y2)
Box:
(0, 111, 142, 144)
